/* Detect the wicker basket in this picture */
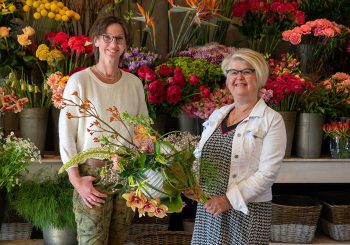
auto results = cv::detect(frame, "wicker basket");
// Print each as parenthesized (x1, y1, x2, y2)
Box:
(130, 231, 192, 245)
(270, 195, 322, 244)
(128, 213, 170, 239)
(0, 222, 33, 240)
(316, 191, 350, 241)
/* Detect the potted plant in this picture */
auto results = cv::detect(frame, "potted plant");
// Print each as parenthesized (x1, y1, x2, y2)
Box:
(7, 173, 77, 245)
(0, 130, 40, 228)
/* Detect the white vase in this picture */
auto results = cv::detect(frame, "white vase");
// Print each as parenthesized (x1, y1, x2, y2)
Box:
(141, 169, 167, 199)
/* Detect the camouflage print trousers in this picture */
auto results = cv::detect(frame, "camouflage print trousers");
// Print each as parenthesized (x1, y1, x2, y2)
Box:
(73, 164, 134, 245)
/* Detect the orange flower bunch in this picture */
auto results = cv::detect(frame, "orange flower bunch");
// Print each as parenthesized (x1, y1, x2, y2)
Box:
(323, 120, 350, 139)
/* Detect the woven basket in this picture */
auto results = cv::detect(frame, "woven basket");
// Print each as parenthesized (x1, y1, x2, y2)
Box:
(320, 218, 350, 241)
(316, 191, 350, 241)
(270, 195, 322, 244)
(130, 231, 192, 245)
(0, 222, 33, 240)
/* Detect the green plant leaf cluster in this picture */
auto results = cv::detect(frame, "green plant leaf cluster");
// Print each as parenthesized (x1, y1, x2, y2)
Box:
(7, 174, 75, 230)
(165, 57, 222, 87)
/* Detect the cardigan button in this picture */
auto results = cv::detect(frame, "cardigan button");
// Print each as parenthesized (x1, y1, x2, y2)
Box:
(232, 174, 237, 178)
(234, 155, 239, 158)
(237, 133, 241, 137)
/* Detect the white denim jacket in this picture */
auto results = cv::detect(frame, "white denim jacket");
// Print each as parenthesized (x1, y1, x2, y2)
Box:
(195, 99, 286, 215)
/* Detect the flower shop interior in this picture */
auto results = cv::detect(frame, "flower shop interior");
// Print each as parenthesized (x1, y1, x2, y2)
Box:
(1, 0, 350, 244)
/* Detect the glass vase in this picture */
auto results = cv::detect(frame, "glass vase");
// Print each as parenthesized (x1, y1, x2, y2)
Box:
(329, 137, 350, 159)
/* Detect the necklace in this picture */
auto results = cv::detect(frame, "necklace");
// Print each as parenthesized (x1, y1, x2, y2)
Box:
(227, 103, 256, 126)
(93, 65, 121, 81)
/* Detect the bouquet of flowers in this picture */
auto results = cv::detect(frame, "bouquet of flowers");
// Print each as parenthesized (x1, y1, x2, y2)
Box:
(2, 72, 51, 109)
(58, 93, 208, 217)
(232, 0, 305, 55)
(0, 131, 41, 192)
(182, 87, 233, 120)
(137, 57, 222, 118)
(320, 72, 350, 119)
(38, 31, 93, 108)
(0, 85, 28, 113)
(323, 120, 350, 159)
(263, 53, 310, 111)
(121, 47, 160, 73)
(282, 19, 350, 76)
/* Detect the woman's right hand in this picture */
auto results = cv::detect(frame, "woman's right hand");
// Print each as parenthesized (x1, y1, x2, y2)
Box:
(67, 168, 107, 208)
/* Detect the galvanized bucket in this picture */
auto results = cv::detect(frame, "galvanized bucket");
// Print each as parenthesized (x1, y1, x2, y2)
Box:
(294, 113, 324, 158)
(43, 227, 77, 245)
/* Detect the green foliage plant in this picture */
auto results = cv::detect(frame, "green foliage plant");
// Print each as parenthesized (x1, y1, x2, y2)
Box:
(0, 131, 40, 192)
(8, 173, 75, 230)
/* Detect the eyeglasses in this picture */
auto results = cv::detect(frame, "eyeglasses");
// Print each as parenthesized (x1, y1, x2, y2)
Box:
(101, 34, 126, 44)
(226, 68, 255, 78)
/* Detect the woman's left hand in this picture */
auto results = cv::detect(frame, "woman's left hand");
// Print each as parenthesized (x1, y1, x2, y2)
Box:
(205, 195, 231, 216)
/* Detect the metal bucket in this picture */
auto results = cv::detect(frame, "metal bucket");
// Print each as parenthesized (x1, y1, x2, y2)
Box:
(43, 227, 77, 245)
(279, 111, 297, 158)
(294, 113, 324, 158)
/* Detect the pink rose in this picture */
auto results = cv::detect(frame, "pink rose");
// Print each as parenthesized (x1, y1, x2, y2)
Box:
(189, 75, 200, 85)
(199, 85, 210, 98)
(145, 70, 157, 81)
(288, 32, 302, 45)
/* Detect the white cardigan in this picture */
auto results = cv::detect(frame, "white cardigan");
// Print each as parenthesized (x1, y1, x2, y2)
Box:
(195, 99, 286, 214)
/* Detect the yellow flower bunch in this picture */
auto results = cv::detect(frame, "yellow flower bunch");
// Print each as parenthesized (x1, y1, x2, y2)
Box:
(16, 26, 35, 47)
(22, 0, 80, 22)
(0, 0, 17, 15)
(36, 43, 64, 66)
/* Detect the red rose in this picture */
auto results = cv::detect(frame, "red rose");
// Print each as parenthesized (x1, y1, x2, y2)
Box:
(166, 85, 181, 104)
(174, 67, 183, 74)
(145, 70, 157, 81)
(158, 65, 174, 78)
(122, 68, 130, 73)
(137, 66, 152, 80)
(147, 80, 165, 104)
(199, 85, 210, 98)
(172, 73, 186, 87)
(61, 41, 70, 53)
(189, 75, 200, 85)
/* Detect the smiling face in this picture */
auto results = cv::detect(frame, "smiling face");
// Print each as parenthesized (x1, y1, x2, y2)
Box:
(226, 59, 259, 103)
(94, 23, 127, 64)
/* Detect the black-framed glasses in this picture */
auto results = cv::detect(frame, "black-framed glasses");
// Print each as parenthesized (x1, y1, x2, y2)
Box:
(226, 69, 255, 78)
(101, 34, 126, 44)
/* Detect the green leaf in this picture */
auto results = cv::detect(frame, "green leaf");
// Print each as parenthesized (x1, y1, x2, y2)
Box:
(169, 6, 195, 13)
(131, 16, 146, 22)
(155, 154, 166, 164)
(160, 193, 183, 213)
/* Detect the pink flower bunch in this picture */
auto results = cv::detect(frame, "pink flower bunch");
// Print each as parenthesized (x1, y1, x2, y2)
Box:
(282, 19, 344, 45)
(232, 0, 305, 54)
(0, 87, 28, 113)
(182, 87, 233, 120)
(177, 42, 236, 65)
(46, 71, 70, 108)
(137, 65, 211, 117)
(320, 72, 350, 119)
(264, 53, 311, 111)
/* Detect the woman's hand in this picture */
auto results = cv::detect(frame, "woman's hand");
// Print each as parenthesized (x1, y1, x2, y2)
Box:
(67, 167, 107, 208)
(205, 195, 231, 216)
(75, 175, 107, 208)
